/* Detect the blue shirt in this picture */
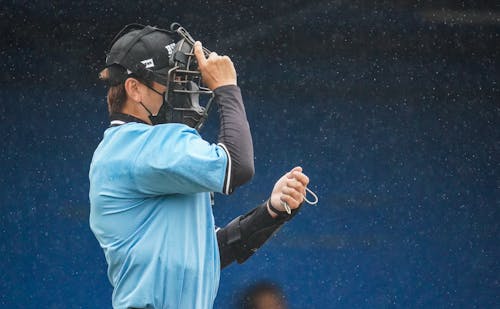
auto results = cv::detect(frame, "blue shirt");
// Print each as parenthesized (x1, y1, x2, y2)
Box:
(89, 122, 228, 309)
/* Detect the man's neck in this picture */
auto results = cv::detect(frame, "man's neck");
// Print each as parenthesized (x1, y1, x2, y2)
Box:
(121, 101, 153, 125)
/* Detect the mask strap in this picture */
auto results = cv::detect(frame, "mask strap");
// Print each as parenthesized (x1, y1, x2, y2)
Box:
(137, 84, 166, 121)
(138, 101, 154, 117)
(280, 186, 319, 215)
(144, 84, 165, 97)
(303, 187, 319, 205)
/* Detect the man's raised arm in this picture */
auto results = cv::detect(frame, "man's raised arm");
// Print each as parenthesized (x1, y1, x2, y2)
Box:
(194, 41, 254, 195)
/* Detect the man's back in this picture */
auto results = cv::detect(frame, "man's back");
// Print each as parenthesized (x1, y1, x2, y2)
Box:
(89, 122, 227, 308)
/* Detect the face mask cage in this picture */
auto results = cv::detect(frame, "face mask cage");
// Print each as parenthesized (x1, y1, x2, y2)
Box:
(159, 23, 215, 130)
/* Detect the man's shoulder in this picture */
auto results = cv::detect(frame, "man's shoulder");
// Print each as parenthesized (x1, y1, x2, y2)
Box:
(106, 122, 199, 137)
(153, 123, 200, 136)
(98, 122, 204, 157)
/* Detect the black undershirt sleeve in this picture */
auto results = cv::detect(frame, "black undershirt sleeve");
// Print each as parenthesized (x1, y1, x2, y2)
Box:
(217, 201, 301, 269)
(214, 85, 254, 194)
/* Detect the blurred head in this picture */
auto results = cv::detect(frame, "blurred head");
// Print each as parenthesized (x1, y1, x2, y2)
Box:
(238, 282, 287, 309)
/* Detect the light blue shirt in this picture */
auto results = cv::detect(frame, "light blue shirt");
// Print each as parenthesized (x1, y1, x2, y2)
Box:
(89, 122, 228, 309)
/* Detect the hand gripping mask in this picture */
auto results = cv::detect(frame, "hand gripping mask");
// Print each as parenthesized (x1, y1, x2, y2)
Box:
(159, 23, 214, 130)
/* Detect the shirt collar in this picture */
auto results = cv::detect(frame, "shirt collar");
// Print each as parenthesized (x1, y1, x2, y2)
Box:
(109, 113, 149, 127)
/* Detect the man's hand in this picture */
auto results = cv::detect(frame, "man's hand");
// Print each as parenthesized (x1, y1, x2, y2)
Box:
(193, 41, 237, 90)
(268, 166, 310, 218)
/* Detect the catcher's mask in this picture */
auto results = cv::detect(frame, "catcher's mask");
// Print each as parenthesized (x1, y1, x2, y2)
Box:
(100, 23, 214, 130)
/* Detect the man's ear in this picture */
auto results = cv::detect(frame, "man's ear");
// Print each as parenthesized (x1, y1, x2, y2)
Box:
(124, 77, 142, 102)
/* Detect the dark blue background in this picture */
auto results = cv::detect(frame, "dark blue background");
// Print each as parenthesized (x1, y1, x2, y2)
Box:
(1, 1, 498, 308)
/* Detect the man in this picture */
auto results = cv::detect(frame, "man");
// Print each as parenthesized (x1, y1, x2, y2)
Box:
(89, 24, 309, 309)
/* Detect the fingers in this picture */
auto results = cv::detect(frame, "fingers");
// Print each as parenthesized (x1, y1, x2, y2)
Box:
(281, 186, 303, 202)
(280, 174, 308, 209)
(286, 167, 309, 188)
(287, 166, 302, 178)
(291, 171, 309, 187)
(193, 42, 237, 90)
(193, 41, 207, 68)
(269, 167, 312, 214)
(286, 178, 306, 196)
(280, 193, 301, 209)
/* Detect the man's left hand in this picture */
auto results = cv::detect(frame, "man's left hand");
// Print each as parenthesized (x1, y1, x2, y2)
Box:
(268, 166, 310, 218)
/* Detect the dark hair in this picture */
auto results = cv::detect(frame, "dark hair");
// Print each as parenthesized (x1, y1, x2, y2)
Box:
(106, 83, 127, 114)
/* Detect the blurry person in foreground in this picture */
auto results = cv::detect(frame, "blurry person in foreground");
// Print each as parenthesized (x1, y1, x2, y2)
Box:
(238, 281, 288, 309)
